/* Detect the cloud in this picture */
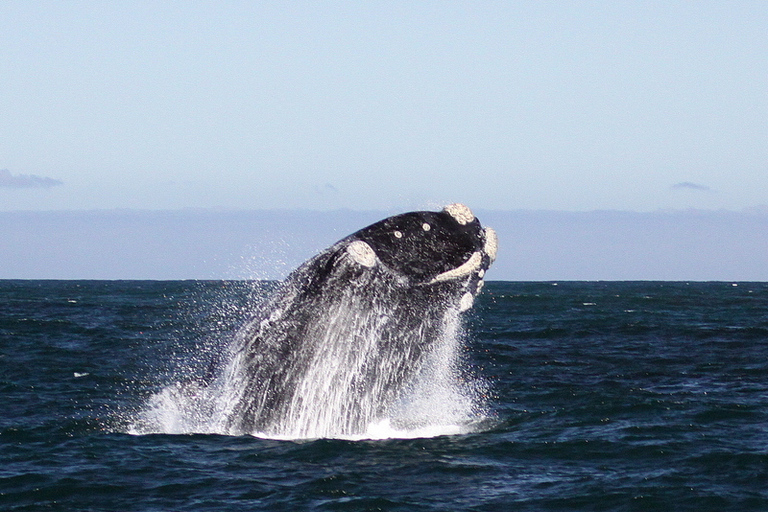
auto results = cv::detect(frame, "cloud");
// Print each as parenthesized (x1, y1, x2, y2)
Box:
(314, 182, 338, 194)
(0, 169, 64, 189)
(670, 182, 711, 192)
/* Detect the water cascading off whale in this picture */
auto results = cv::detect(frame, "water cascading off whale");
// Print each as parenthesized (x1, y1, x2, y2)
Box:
(219, 203, 497, 438)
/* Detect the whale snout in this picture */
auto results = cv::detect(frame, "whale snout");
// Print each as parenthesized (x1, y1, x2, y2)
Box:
(430, 204, 496, 284)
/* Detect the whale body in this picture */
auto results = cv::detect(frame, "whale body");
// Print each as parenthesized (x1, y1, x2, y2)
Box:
(220, 203, 497, 438)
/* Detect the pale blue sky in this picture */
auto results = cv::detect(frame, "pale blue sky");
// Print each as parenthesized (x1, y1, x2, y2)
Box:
(1, 1, 767, 213)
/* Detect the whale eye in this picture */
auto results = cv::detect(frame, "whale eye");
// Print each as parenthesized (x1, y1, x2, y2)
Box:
(422, 223, 431, 231)
(393, 230, 403, 239)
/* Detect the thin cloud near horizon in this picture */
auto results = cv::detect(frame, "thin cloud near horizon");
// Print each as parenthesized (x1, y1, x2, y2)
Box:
(670, 182, 712, 192)
(0, 169, 64, 189)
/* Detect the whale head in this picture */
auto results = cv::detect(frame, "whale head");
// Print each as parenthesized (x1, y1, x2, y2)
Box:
(345, 203, 497, 287)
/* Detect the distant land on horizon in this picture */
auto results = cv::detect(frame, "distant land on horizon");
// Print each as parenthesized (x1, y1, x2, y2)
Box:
(2, 208, 767, 281)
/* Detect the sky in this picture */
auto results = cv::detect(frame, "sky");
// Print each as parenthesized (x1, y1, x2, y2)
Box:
(1, 1, 767, 213)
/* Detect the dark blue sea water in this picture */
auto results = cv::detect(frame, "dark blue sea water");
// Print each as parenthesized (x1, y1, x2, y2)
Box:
(2, 280, 768, 511)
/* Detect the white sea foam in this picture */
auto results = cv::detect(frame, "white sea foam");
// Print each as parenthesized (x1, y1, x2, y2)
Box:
(129, 296, 487, 440)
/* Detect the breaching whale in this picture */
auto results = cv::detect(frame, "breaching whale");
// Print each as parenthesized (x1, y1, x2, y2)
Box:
(219, 203, 497, 438)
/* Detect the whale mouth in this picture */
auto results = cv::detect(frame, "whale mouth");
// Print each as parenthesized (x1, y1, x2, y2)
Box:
(429, 251, 482, 284)
(429, 225, 497, 284)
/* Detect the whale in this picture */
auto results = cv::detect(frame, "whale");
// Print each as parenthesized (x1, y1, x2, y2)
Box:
(220, 203, 497, 438)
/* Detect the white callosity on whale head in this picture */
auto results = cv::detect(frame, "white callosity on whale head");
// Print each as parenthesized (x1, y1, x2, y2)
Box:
(443, 203, 475, 226)
(483, 227, 498, 263)
(429, 251, 483, 284)
(347, 240, 377, 267)
(428, 206, 498, 285)
(458, 292, 475, 312)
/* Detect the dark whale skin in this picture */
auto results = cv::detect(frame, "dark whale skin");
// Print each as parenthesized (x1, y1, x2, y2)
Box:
(223, 205, 496, 437)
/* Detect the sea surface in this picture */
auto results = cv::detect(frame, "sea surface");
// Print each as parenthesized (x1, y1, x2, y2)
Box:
(2, 280, 768, 511)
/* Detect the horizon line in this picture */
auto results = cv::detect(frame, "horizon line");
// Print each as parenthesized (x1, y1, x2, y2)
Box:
(2, 205, 768, 215)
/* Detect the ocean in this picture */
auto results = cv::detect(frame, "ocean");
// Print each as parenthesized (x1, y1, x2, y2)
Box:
(2, 280, 767, 511)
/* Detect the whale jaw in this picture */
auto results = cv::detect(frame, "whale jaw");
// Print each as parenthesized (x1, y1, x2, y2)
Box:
(429, 224, 497, 284)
